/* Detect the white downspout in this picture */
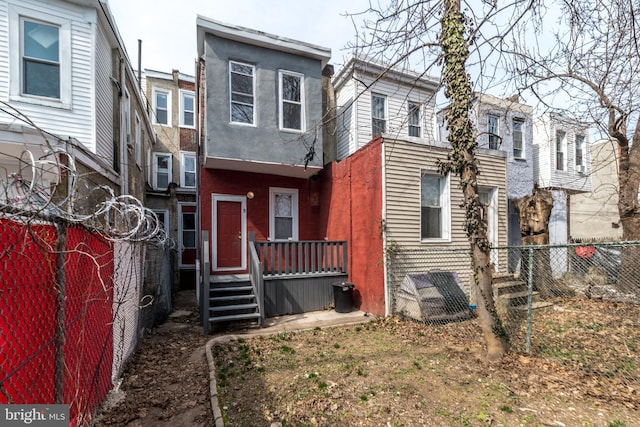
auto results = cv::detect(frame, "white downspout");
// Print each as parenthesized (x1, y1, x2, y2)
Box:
(119, 58, 129, 195)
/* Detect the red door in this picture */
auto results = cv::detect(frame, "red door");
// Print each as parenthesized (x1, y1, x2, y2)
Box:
(216, 200, 242, 268)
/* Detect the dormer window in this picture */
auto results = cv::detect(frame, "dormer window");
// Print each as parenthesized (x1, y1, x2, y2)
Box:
(408, 101, 421, 137)
(22, 19, 60, 99)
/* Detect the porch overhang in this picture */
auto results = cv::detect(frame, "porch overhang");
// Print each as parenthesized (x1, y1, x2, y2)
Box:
(204, 156, 322, 179)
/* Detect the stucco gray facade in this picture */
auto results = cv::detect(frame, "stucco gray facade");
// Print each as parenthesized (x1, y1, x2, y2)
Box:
(199, 21, 330, 173)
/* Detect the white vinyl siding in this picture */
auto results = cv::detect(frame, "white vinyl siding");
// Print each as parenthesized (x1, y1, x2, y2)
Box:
(532, 114, 592, 193)
(2, 0, 96, 152)
(95, 23, 113, 166)
(335, 71, 437, 158)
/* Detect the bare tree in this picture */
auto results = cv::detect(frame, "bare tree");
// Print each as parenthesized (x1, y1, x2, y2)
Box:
(507, 0, 640, 241)
(345, 0, 537, 358)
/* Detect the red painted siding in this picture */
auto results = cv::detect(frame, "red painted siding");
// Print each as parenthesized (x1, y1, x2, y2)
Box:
(200, 169, 323, 274)
(320, 137, 386, 316)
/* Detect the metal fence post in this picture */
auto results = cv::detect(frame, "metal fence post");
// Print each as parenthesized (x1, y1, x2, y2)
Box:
(525, 245, 534, 354)
(54, 222, 67, 404)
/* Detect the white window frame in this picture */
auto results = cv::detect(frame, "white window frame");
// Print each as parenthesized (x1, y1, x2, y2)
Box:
(229, 61, 256, 126)
(152, 87, 171, 126)
(269, 187, 299, 241)
(575, 134, 585, 167)
(152, 209, 169, 236)
(420, 171, 451, 242)
(179, 89, 195, 128)
(152, 152, 172, 190)
(278, 70, 305, 132)
(512, 118, 525, 159)
(178, 203, 197, 267)
(180, 151, 196, 189)
(9, 5, 72, 109)
(488, 114, 500, 149)
(556, 130, 566, 171)
(371, 93, 387, 136)
(408, 101, 421, 137)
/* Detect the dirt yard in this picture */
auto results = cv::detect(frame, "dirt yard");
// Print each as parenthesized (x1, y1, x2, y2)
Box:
(95, 296, 639, 427)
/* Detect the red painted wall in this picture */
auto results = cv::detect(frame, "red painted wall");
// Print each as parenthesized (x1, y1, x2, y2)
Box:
(319, 137, 386, 316)
(200, 168, 323, 274)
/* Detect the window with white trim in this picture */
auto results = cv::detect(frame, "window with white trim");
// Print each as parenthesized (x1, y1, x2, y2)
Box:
(279, 70, 304, 131)
(408, 101, 421, 137)
(22, 19, 60, 98)
(575, 134, 585, 167)
(153, 153, 172, 190)
(556, 130, 566, 171)
(372, 93, 386, 136)
(180, 152, 196, 189)
(513, 118, 524, 158)
(180, 89, 195, 128)
(10, 5, 72, 108)
(229, 61, 255, 125)
(269, 188, 298, 240)
(420, 172, 450, 240)
(180, 209, 196, 254)
(152, 87, 171, 126)
(488, 114, 500, 149)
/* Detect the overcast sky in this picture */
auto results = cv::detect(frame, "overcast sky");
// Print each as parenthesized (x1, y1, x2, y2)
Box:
(106, 0, 371, 76)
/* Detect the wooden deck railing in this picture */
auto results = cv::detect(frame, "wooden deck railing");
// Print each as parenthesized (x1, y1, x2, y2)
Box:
(254, 240, 348, 276)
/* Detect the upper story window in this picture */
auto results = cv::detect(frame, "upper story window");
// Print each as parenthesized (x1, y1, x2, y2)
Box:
(153, 152, 172, 190)
(22, 19, 60, 99)
(556, 130, 566, 171)
(420, 172, 450, 241)
(408, 101, 421, 137)
(180, 89, 195, 128)
(575, 134, 585, 167)
(229, 61, 255, 125)
(180, 152, 196, 189)
(10, 5, 71, 108)
(152, 88, 171, 126)
(487, 114, 500, 149)
(512, 118, 524, 158)
(372, 93, 386, 136)
(279, 71, 304, 131)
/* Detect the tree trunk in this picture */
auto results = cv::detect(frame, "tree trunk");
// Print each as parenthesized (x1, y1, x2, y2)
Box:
(614, 116, 640, 292)
(441, 0, 507, 360)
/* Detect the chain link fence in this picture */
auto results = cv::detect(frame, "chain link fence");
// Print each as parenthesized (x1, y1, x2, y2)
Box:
(0, 214, 159, 425)
(388, 242, 640, 396)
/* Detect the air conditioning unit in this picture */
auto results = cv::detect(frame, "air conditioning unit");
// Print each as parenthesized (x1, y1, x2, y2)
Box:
(577, 165, 587, 174)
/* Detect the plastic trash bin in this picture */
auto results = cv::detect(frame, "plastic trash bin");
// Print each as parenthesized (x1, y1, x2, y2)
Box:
(332, 282, 354, 313)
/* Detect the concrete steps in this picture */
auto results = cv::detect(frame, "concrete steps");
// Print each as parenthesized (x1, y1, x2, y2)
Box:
(492, 275, 553, 317)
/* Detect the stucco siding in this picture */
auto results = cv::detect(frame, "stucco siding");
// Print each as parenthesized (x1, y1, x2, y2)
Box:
(203, 33, 325, 168)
